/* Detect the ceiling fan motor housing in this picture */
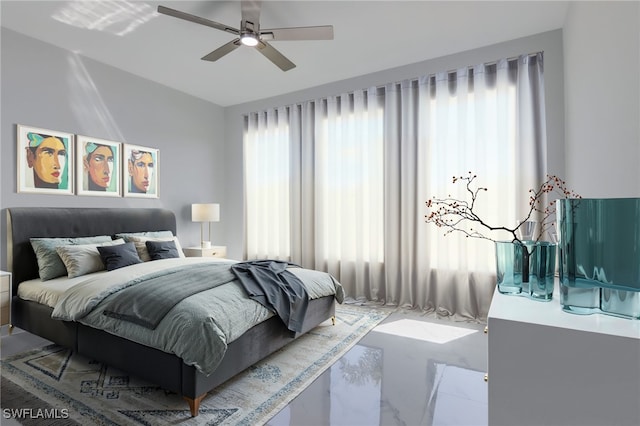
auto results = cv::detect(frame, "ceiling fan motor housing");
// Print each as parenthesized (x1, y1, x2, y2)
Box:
(240, 20, 260, 46)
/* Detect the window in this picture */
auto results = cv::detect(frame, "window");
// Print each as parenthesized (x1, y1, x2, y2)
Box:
(244, 108, 291, 260)
(316, 104, 384, 263)
(244, 95, 384, 264)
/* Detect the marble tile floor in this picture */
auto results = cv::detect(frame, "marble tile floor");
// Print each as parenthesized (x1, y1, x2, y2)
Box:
(268, 310, 488, 426)
(1, 310, 488, 426)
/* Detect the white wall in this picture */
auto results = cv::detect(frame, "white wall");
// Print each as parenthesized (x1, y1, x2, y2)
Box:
(223, 30, 565, 259)
(563, 1, 640, 197)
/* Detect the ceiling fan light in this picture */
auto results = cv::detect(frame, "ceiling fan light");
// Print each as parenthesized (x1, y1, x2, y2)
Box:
(240, 33, 259, 47)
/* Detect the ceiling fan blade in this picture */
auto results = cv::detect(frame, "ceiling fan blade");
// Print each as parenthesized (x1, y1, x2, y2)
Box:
(201, 39, 242, 62)
(241, 0, 262, 26)
(256, 41, 295, 71)
(261, 25, 334, 41)
(157, 5, 239, 36)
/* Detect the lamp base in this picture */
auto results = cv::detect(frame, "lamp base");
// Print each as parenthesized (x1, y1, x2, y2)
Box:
(201, 241, 211, 249)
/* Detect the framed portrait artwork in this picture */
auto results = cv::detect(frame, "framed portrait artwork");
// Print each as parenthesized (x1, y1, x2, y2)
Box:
(76, 135, 122, 197)
(123, 144, 159, 198)
(17, 124, 74, 195)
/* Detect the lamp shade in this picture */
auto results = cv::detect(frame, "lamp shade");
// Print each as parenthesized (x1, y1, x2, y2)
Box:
(192, 203, 220, 222)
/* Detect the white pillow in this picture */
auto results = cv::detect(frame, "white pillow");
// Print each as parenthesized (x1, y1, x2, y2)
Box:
(56, 239, 125, 278)
(128, 236, 185, 262)
(115, 231, 174, 241)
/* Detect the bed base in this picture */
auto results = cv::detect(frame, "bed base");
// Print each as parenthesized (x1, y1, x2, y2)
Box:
(12, 295, 335, 416)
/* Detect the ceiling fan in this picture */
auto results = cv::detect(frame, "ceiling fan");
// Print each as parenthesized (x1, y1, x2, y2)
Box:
(157, 0, 334, 71)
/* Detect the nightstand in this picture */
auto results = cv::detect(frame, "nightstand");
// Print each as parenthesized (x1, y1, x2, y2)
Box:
(183, 246, 227, 258)
(1, 271, 12, 331)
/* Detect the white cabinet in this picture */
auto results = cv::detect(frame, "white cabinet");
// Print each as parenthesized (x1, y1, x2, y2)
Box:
(487, 287, 640, 426)
(183, 246, 227, 258)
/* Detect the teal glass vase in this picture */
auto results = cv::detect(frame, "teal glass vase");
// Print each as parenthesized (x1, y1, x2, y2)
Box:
(557, 198, 640, 319)
(495, 240, 556, 301)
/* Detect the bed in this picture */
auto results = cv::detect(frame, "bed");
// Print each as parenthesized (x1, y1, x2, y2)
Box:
(6, 207, 342, 416)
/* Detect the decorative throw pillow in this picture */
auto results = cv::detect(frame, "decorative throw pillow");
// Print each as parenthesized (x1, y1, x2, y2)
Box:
(30, 235, 113, 281)
(97, 242, 143, 271)
(128, 236, 185, 262)
(145, 240, 180, 260)
(56, 239, 125, 278)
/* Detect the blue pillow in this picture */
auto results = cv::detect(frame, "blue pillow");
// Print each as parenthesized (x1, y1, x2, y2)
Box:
(98, 242, 142, 271)
(145, 240, 180, 260)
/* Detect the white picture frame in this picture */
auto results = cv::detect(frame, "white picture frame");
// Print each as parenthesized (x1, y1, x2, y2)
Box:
(123, 143, 159, 198)
(17, 124, 74, 195)
(76, 135, 122, 197)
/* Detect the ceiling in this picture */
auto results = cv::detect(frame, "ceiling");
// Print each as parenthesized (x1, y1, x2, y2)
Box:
(1, 1, 570, 107)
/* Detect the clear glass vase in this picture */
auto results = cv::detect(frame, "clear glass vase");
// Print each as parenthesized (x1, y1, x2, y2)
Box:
(495, 240, 556, 301)
(557, 198, 640, 319)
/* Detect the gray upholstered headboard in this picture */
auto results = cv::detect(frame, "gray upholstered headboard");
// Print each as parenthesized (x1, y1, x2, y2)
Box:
(7, 207, 177, 292)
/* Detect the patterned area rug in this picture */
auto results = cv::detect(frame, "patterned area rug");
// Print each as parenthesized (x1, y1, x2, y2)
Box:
(1, 304, 390, 425)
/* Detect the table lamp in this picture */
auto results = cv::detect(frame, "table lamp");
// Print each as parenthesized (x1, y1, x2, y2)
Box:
(191, 203, 220, 249)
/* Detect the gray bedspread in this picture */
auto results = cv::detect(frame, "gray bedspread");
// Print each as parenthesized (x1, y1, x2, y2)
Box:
(102, 263, 236, 329)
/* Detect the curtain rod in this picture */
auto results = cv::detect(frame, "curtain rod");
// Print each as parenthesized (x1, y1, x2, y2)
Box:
(387, 50, 543, 84)
(243, 51, 543, 117)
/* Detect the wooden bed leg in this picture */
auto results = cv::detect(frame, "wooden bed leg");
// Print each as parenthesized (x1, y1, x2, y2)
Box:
(184, 393, 206, 417)
(331, 316, 336, 325)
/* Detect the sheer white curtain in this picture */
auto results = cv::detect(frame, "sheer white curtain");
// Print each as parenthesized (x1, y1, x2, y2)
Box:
(244, 107, 291, 260)
(302, 89, 385, 298)
(244, 53, 546, 320)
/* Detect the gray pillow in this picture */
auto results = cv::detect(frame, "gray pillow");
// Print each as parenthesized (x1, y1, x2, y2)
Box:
(127, 236, 185, 262)
(98, 242, 143, 271)
(56, 239, 125, 278)
(31, 236, 113, 281)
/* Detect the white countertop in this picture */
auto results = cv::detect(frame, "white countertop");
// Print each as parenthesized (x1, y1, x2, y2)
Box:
(488, 285, 640, 340)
